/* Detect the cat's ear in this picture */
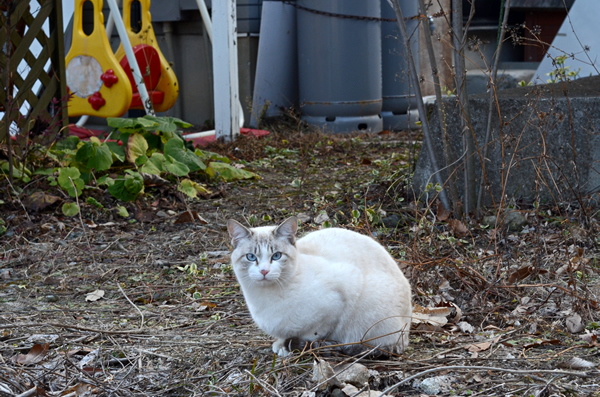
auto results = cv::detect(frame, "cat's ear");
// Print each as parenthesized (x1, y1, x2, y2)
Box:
(274, 216, 298, 244)
(227, 219, 252, 248)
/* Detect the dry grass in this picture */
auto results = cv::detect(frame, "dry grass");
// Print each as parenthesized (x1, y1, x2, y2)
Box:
(1, 127, 600, 396)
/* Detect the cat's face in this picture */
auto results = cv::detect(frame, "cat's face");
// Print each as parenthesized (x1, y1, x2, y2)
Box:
(227, 217, 298, 287)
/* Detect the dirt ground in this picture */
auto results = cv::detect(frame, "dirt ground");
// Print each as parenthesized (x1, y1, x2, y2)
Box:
(1, 125, 600, 396)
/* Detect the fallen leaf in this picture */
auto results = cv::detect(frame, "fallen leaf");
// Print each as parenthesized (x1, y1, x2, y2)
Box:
(436, 201, 450, 221)
(448, 219, 468, 237)
(465, 341, 491, 352)
(361, 158, 372, 166)
(457, 321, 475, 333)
(566, 313, 585, 333)
(439, 279, 451, 290)
(191, 301, 216, 311)
(523, 339, 560, 349)
(579, 331, 598, 345)
(85, 289, 105, 302)
(564, 357, 597, 369)
(12, 343, 49, 365)
(432, 300, 462, 324)
(61, 383, 95, 396)
(41, 223, 54, 232)
(412, 305, 451, 327)
(512, 303, 531, 316)
(508, 265, 548, 283)
(174, 210, 209, 225)
(140, 172, 169, 186)
(24, 191, 60, 212)
(484, 325, 502, 331)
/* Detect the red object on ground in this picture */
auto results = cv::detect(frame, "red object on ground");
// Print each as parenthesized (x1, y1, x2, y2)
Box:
(68, 125, 269, 147)
(69, 125, 104, 139)
(184, 128, 270, 147)
(68, 125, 123, 145)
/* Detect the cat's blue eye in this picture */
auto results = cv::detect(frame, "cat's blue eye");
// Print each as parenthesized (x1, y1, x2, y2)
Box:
(272, 252, 282, 261)
(246, 253, 257, 262)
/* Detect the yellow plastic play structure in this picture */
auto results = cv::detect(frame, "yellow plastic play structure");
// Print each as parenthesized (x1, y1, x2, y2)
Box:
(115, 0, 179, 113)
(65, 0, 178, 117)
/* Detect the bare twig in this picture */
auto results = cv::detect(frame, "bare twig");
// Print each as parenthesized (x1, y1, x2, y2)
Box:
(477, 0, 511, 215)
(378, 365, 596, 396)
(0, 322, 146, 334)
(452, 0, 477, 216)
(417, 0, 459, 209)
(117, 283, 145, 329)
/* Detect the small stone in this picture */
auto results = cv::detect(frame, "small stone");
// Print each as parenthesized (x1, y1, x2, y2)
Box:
(296, 212, 312, 223)
(331, 388, 347, 397)
(381, 214, 402, 228)
(566, 313, 585, 334)
(457, 321, 474, 333)
(46, 295, 58, 303)
(417, 375, 454, 395)
(156, 211, 168, 218)
(335, 362, 370, 387)
(481, 215, 497, 227)
(0, 269, 12, 279)
(505, 211, 527, 231)
(315, 212, 330, 225)
(312, 360, 342, 390)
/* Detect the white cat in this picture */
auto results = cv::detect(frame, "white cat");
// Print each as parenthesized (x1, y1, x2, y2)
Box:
(227, 216, 412, 357)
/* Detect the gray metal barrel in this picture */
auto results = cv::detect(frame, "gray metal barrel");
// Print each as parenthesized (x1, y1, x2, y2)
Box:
(297, 0, 382, 133)
(236, 0, 263, 34)
(381, 0, 419, 131)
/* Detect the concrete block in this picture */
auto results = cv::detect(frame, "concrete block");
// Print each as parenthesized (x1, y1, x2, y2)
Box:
(413, 75, 600, 206)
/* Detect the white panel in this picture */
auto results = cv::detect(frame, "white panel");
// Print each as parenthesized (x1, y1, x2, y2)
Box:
(532, 0, 600, 83)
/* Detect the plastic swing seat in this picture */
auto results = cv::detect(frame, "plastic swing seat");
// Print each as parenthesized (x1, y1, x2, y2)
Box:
(119, 44, 164, 108)
(65, 0, 178, 118)
(114, 0, 178, 112)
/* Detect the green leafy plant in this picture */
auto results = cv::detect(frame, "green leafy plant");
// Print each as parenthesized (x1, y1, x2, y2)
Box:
(58, 167, 84, 198)
(70, 116, 256, 200)
(87, 197, 103, 208)
(3, 115, 260, 212)
(62, 202, 79, 216)
(547, 55, 581, 83)
(116, 205, 129, 218)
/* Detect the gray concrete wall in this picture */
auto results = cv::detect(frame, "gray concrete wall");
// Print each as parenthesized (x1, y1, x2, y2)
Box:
(413, 76, 600, 206)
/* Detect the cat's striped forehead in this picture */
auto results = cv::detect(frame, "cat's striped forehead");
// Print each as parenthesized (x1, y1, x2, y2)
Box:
(250, 227, 278, 247)
(241, 226, 291, 253)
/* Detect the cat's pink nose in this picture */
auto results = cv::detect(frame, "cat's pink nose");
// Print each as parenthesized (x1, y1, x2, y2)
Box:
(260, 269, 269, 276)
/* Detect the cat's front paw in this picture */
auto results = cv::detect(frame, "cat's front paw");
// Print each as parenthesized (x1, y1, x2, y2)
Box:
(272, 338, 292, 357)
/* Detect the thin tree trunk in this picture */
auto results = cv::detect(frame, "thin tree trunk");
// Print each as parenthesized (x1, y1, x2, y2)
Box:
(417, 0, 459, 210)
(451, 0, 476, 217)
(476, 0, 511, 215)
(388, 0, 450, 211)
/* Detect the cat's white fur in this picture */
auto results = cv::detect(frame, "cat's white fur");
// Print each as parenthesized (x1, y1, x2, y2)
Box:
(227, 216, 412, 356)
